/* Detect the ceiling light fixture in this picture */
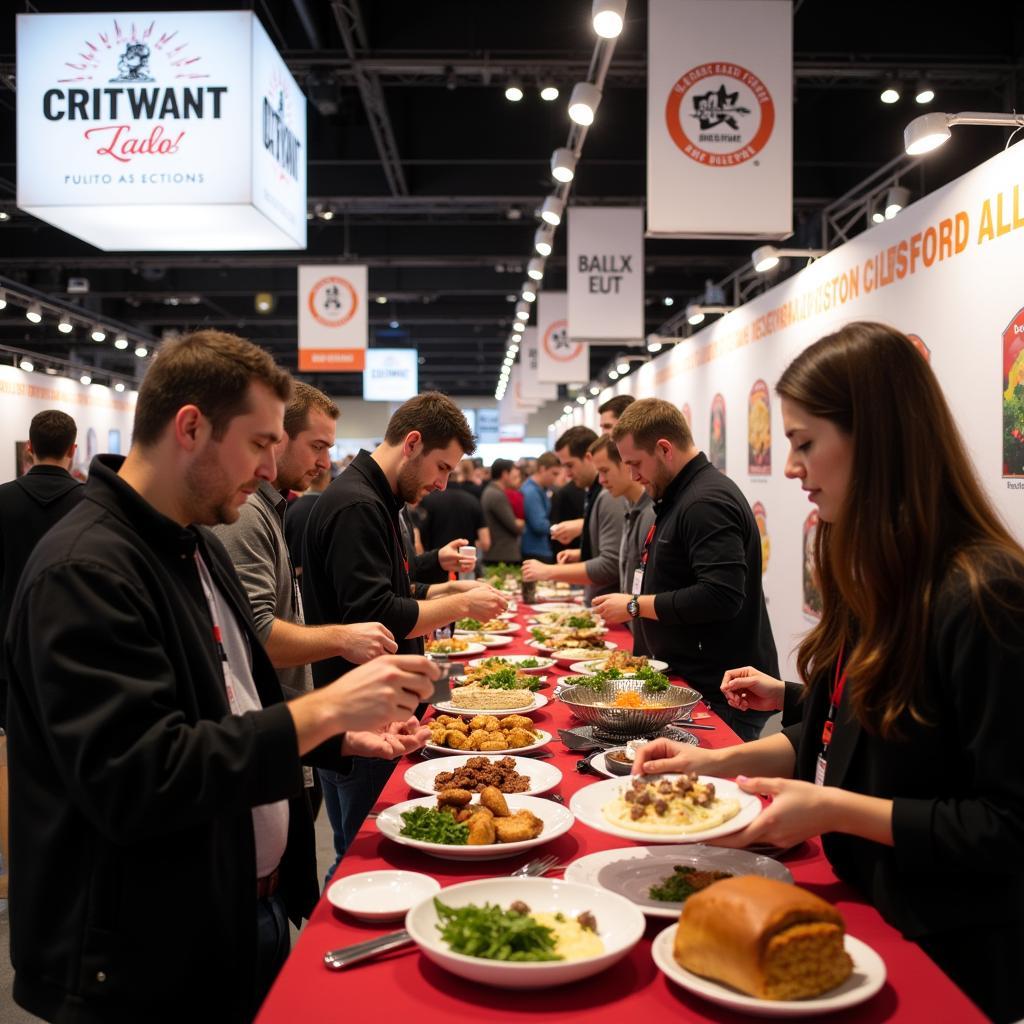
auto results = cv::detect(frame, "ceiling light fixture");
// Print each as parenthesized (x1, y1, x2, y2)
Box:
(522, 283, 537, 302)
(577, 394, 587, 404)
(540, 80, 559, 102)
(904, 110, 1024, 154)
(592, 0, 627, 38)
(568, 82, 602, 126)
(505, 78, 524, 102)
(880, 77, 901, 105)
(884, 185, 911, 219)
(608, 369, 619, 380)
(134, 345, 149, 358)
(19, 358, 34, 372)
(79, 373, 92, 386)
(647, 336, 663, 353)
(540, 195, 564, 226)
(91, 325, 106, 342)
(26, 302, 43, 323)
(751, 245, 826, 273)
(254, 291, 275, 314)
(527, 257, 545, 281)
(914, 78, 935, 105)
(550, 148, 577, 183)
(534, 225, 555, 256)
(589, 385, 601, 396)
(114, 381, 126, 393)
(114, 335, 129, 350)
(515, 301, 530, 321)
(0, 289, 6, 310)
(58, 314, 73, 333)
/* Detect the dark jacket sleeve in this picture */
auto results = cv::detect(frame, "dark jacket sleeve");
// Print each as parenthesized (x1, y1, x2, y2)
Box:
(653, 497, 749, 624)
(321, 501, 421, 638)
(782, 680, 805, 727)
(7, 560, 304, 845)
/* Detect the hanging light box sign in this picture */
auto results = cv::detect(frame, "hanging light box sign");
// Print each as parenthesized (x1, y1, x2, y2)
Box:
(298, 265, 367, 372)
(16, 11, 307, 251)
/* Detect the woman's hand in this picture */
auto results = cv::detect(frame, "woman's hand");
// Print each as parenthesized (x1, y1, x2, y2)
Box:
(630, 737, 719, 776)
(712, 776, 832, 849)
(720, 666, 786, 713)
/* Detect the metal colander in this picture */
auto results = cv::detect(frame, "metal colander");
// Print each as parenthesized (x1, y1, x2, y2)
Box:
(556, 678, 701, 737)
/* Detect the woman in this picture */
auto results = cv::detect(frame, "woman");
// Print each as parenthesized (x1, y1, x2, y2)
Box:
(635, 322, 1024, 1022)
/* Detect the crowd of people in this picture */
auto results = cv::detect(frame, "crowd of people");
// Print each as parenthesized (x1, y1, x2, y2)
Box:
(0, 322, 1021, 1022)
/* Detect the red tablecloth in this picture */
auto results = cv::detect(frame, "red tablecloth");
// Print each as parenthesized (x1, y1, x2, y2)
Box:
(257, 607, 984, 1023)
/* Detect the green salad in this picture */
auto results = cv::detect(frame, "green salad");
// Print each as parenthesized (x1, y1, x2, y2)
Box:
(574, 665, 670, 692)
(399, 806, 469, 845)
(648, 866, 733, 902)
(472, 667, 543, 692)
(456, 617, 483, 630)
(434, 900, 561, 961)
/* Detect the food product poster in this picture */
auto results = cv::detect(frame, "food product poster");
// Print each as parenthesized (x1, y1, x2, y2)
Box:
(1004, 308, 1024, 478)
(709, 393, 727, 471)
(747, 380, 771, 476)
(752, 500, 770, 575)
(802, 510, 822, 620)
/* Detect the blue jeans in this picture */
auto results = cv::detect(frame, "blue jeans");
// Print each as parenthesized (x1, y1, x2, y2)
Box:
(251, 892, 290, 1018)
(319, 757, 399, 884)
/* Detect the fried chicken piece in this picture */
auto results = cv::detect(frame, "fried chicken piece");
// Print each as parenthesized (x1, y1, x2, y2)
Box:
(445, 718, 469, 734)
(466, 812, 496, 845)
(436, 788, 473, 809)
(479, 737, 509, 751)
(428, 724, 446, 743)
(444, 729, 469, 750)
(483, 716, 502, 732)
(499, 715, 533, 731)
(469, 715, 490, 731)
(493, 810, 543, 843)
(454, 807, 475, 823)
(506, 728, 536, 748)
(479, 786, 510, 817)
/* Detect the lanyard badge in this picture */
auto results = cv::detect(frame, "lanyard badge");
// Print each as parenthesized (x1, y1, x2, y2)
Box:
(632, 523, 656, 596)
(815, 645, 848, 786)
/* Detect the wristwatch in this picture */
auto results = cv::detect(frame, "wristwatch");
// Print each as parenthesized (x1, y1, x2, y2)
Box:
(627, 596, 640, 619)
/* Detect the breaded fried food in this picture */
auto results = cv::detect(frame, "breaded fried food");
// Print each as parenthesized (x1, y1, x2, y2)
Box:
(469, 715, 490, 731)
(484, 716, 502, 732)
(479, 737, 509, 751)
(466, 812, 496, 845)
(494, 810, 544, 843)
(436, 788, 473, 808)
(445, 718, 469, 733)
(499, 715, 533, 731)
(479, 786, 510, 817)
(506, 728, 537, 748)
(445, 729, 469, 750)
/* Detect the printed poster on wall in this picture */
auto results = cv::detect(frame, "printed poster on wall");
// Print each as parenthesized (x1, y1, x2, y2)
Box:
(536, 291, 588, 384)
(647, 0, 792, 239)
(1003, 308, 1024, 477)
(747, 379, 771, 475)
(297, 265, 367, 372)
(567, 207, 644, 340)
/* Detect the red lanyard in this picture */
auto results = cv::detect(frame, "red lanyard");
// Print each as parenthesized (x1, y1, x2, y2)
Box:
(640, 524, 657, 568)
(390, 515, 410, 577)
(820, 643, 848, 750)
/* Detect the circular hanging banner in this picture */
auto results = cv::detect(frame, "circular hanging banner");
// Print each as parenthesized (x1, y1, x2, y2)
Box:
(665, 62, 775, 167)
(307, 275, 358, 329)
(542, 319, 583, 362)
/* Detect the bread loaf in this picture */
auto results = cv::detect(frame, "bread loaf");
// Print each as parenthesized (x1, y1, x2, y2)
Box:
(673, 876, 853, 1000)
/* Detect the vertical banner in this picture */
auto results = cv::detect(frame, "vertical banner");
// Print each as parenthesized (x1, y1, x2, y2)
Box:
(568, 207, 644, 340)
(498, 365, 536, 428)
(647, 0, 792, 238)
(297, 265, 367, 372)
(519, 328, 558, 401)
(537, 291, 588, 384)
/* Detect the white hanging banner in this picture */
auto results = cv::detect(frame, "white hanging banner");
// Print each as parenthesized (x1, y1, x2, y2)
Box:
(536, 291, 588, 384)
(297, 264, 367, 372)
(499, 365, 536, 427)
(519, 328, 557, 401)
(568, 207, 644, 340)
(647, 0, 792, 239)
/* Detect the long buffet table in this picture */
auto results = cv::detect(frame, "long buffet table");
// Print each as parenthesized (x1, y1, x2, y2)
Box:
(256, 605, 985, 1023)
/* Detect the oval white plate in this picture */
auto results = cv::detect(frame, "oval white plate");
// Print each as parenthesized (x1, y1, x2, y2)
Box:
(424, 727, 553, 756)
(377, 793, 574, 860)
(569, 775, 761, 844)
(403, 753, 563, 797)
(569, 657, 670, 674)
(651, 923, 886, 1017)
(467, 654, 555, 674)
(427, 641, 487, 660)
(527, 601, 584, 612)
(406, 877, 645, 989)
(454, 632, 515, 648)
(564, 845, 792, 919)
(548, 643, 618, 664)
(432, 692, 549, 717)
(456, 622, 521, 635)
(326, 870, 440, 922)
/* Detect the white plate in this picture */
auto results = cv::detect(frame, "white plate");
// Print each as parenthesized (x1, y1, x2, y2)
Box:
(651, 924, 886, 1017)
(455, 622, 521, 635)
(467, 654, 556, 675)
(326, 870, 440, 922)
(528, 601, 585, 612)
(547, 643, 618, 664)
(405, 877, 645, 988)
(427, 642, 487, 659)
(432, 693, 549, 717)
(424, 727, 553, 756)
(403, 753, 563, 797)
(454, 632, 515, 648)
(569, 657, 670, 674)
(564, 845, 792, 919)
(377, 793, 574, 860)
(569, 775, 761, 844)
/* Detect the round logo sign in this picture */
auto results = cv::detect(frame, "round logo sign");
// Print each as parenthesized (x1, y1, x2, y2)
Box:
(307, 275, 358, 328)
(542, 319, 583, 362)
(665, 62, 775, 167)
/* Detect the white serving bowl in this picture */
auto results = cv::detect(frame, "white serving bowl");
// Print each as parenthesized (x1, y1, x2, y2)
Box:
(405, 877, 646, 988)
(326, 870, 440, 922)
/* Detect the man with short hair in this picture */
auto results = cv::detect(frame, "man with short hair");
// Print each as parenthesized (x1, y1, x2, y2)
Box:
(521, 426, 625, 605)
(418, 476, 491, 579)
(302, 393, 508, 868)
(285, 465, 331, 577)
(592, 398, 779, 740)
(598, 393, 635, 434)
(520, 452, 560, 562)
(481, 458, 524, 565)
(3, 330, 437, 1022)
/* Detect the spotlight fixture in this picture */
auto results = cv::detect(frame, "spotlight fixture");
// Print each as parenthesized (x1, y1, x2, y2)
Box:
(540, 195, 564, 227)
(550, 148, 577, 183)
(254, 292, 275, 314)
(375, 295, 388, 304)
(539, 80, 559, 102)
(563, 404, 573, 414)
(880, 77, 901, 105)
(870, 196, 886, 224)
(884, 185, 911, 219)
(114, 381, 126, 393)
(79, 373, 92, 386)
(505, 78, 524, 102)
(687, 303, 706, 326)
(389, 319, 400, 329)
(589, 385, 601, 396)
(592, 0, 627, 38)
(534, 225, 555, 256)
(91, 325, 106, 342)
(25, 302, 44, 324)
(134, 345, 149, 358)
(608, 369, 619, 380)
(568, 82, 602, 126)
(662, 296, 674, 307)
(44, 366, 58, 375)
(58, 315, 73, 333)
(0, 210, 10, 222)
(0, 289, 6, 309)
(647, 336, 663, 353)
(515, 303, 530, 322)
(616, 359, 630, 375)
(19, 358, 34, 372)
(527, 257, 545, 281)
(114, 335, 129, 350)
(914, 78, 935, 105)
(522, 283, 537, 302)
(751, 245, 826, 273)
(577, 394, 587, 404)
(904, 110, 1024, 155)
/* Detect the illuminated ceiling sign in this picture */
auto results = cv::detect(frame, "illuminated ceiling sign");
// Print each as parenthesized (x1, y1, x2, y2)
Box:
(16, 11, 307, 251)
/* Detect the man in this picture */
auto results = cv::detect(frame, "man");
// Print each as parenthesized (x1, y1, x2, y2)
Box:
(588, 435, 655, 600)
(302, 393, 508, 868)
(592, 398, 779, 741)
(481, 458, 524, 565)
(521, 426, 625, 605)
(398, 496, 477, 590)
(284, 464, 330, 576)
(503, 463, 525, 520)
(418, 475, 491, 579)
(520, 452, 560, 562)
(3, 330, 437, 1023)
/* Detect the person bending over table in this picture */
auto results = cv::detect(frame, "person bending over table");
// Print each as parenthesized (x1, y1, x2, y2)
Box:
(632, 322, 1024, 1024)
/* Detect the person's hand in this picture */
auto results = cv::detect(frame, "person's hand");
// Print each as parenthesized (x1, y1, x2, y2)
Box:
(720, 666, 786, 713)
(549, 519, 583, 544)
(341, 717, 431, 759)
(630, 737, 719, 776)
(521, 559, 551, 582)
(590, 593, 632, 624)
(327, 655, 437, 732)
(437, 538, 474, 573)
(555, 549, 581, 564)
(445, 578, 487, 593)
(711, 777, 830, 849)
(335, 622, 398, 664)
(463, 585, 508, 620)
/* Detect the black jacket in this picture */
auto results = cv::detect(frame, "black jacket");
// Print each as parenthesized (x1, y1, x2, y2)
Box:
(633, 453, 779, 698)
(302, 450, 424, 688)
(3, 456, 341, 1024)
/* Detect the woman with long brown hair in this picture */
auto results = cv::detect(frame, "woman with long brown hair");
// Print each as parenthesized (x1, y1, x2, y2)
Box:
(634, 322, 1024, 1022)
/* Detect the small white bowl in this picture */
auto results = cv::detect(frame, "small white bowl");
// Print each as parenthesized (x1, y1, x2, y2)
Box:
(326, 870, 441, 922)
(405, 877, 646, 988)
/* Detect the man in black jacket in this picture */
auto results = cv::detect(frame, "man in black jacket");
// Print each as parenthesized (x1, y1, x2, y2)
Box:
(594, 398, 779, 740)
(3, 331, 437, 1024)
